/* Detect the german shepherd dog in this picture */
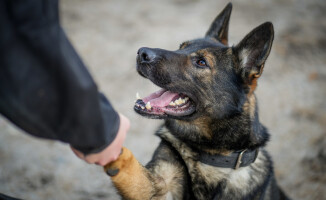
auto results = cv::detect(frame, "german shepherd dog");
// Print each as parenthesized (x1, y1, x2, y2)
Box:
(104, 3, 289, 200)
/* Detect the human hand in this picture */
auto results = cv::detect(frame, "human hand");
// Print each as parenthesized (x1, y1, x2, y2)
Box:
(71, 113, 130, 166)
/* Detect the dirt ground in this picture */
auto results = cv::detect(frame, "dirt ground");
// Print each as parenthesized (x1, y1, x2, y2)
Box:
(1, 0, 325, 199)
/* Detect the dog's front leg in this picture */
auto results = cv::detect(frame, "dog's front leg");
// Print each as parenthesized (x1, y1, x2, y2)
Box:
(104, 147, 167, 200)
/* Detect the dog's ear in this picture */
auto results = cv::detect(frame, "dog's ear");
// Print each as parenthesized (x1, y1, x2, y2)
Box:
(205, 3, 232, 45)
(235, 22, 274, 92)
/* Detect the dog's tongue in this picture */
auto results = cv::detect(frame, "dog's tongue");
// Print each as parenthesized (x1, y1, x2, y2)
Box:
(143, 89, 179, 107)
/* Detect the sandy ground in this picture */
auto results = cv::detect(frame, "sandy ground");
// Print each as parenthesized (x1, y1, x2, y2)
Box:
(1, 0, 325, 199)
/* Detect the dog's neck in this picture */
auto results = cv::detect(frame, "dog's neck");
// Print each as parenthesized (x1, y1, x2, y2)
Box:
(165, 94, 269, 153)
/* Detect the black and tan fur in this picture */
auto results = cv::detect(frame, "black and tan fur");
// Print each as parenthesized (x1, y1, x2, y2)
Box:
(105, 3, 289, 200)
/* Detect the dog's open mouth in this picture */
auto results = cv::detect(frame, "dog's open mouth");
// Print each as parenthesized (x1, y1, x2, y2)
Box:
(134, 88, 196, 118)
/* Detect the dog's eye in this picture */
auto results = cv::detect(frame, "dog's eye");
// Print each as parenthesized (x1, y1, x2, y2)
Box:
(196, 59, 207, 67)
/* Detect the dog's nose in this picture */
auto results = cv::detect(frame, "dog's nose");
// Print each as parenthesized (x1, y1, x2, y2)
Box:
(138, 47, 157, 63)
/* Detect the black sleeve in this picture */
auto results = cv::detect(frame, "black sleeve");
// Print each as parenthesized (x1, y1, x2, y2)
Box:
(0, 0, 120, 154)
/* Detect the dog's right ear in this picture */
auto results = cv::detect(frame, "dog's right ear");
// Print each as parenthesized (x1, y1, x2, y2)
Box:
(235, 22, 274, 94)
(205, 3, 232, 45)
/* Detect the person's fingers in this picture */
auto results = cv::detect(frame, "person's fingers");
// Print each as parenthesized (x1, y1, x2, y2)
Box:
(97, 159, 110, 166)
(85, 150, 116, 166)
(84, 153, 100, 164)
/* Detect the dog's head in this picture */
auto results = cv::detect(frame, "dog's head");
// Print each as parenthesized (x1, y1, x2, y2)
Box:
(134, 3, 273, 123)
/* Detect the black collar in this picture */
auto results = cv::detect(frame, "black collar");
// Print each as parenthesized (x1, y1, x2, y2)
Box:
(198, 148, 259, 169)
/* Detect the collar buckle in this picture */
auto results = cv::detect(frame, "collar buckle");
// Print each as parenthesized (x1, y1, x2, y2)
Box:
(234, 149, 247, 169)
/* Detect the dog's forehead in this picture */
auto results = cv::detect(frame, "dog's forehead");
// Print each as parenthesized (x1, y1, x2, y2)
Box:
(177, 38, 225, 53)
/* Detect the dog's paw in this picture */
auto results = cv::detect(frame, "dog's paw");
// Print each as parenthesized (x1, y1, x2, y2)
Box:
(104, 147, 133, 177)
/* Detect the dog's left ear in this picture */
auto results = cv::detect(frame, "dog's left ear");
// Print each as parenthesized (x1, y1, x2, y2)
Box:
(205, 3, 232, 45)
(235, 22, 274, 90)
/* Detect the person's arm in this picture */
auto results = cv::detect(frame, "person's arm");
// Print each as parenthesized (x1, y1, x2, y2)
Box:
(0, 0, 125, 161)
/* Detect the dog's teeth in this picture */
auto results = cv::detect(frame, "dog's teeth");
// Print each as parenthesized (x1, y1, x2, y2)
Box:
(170, 97, 188, 106)
(175, 98, 183, 105)
(145, 102, 152, 110)
(141, 106, 145, 110)
(175, 100, 180, 105)
(136, 92, 141, 99)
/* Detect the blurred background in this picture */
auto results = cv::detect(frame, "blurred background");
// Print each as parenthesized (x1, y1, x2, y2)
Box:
(0, 0, 325, 199)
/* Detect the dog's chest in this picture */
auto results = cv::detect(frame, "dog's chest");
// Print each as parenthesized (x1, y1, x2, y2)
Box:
(157, 126, 261, 200)
(157, 127, 229, 200)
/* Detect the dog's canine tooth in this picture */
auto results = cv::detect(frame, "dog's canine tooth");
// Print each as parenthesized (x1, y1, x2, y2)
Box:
(146, 102, 152, 110)
(141, 106, 145, 110)
(136, 92, 141, 99)
(185, 97, 189, 101)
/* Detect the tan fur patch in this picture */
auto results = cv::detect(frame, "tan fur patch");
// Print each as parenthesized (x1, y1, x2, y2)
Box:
(196, 163, 228, 188)
(220, 38, 228, 46)
(249, 76, 258, 95)
(176, 116, 213, 139)
(243, 94, 256, 118)
(152, 161, 185, 200)
(248, 64, 265, 95)
(104, 148, 164, 200)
